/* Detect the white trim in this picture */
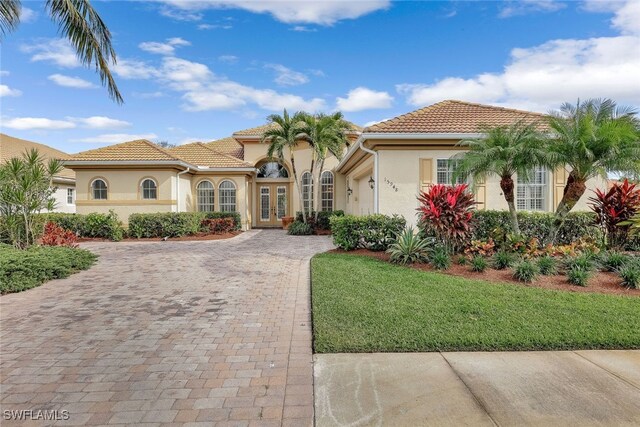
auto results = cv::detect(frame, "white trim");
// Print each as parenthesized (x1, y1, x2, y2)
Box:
(64, 160, 256, 173)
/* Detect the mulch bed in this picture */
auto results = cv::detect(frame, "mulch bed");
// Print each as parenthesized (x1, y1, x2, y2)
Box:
(78, 231, 241, 243)
(331, 248, 640, 297)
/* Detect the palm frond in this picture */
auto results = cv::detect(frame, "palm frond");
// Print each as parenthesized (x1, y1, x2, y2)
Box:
(0, 0, 20, 38)
(46, 0, 122, 104)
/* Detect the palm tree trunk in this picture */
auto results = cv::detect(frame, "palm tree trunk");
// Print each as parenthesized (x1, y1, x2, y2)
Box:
(314, 158, 325, 222)
(551, 171, 587, 243)
(289, 154, 306, 223)
(500, 175, 521, 235)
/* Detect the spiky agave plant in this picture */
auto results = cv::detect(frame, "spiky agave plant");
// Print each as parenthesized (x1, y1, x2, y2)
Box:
(387, 227, 431, 265)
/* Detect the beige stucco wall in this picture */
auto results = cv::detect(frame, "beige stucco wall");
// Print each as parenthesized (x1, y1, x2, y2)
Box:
(343, 157, 375, 216)
(50, 182, 76, 213)
(189, 175, 250, 230)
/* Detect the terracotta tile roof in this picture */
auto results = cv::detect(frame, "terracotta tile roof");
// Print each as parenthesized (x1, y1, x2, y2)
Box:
(206, 136, 244, 160)
(169, 143, 253, 168)
(364, 100, 547, 134)
(68, 139, 182, 162)
(0, 133, 75, 180)
(233, 121, 362, 137)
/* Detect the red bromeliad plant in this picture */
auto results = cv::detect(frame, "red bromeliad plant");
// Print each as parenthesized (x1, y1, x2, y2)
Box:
(40, 222, 78, 248)
(417, 184, 476, 252)
(588, 179, 640, 249)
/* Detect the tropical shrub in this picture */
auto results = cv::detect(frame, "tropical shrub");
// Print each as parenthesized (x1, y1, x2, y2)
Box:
(417, 184, 475, 252)
(40, 222, 78, 248)
(287, 221, 313, 236)
(464, 239, 495, 257)
(202, 212, 241, 230)
(512, 260, 539, 282)
(296, 210, 344, 231)
(589, 179, 640, 249)
(128, 212, 240, 238)
(472, 211, 599, 245)
(567, 267, 591, 287)
(0, 245, 97, 294)
(387, 227, 431, 265)
(544, 238, 600, 258)
(493, 250, 517, 270)
(564, 254, 596, 273)
(618, 261, 640, 289)
(82, 211, 124, 241)
(601, 251, 629, 272)
(330, 214, 406, 251)
(537, 256, 558, 276)
(429, 247, 451, 271)
(201, 218, 235, 234)
(470, 255, 488, 272)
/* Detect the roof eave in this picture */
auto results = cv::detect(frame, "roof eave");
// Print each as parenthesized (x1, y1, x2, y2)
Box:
(63, 160, 193, 168)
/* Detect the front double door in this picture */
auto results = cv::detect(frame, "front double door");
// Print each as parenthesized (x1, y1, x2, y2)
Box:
(257, 183, 288, 227)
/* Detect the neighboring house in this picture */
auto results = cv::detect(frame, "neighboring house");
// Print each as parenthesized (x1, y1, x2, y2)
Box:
(0, 133, 76, 213)
(63, 100, 606, 229)
(337, 100, 606, 227)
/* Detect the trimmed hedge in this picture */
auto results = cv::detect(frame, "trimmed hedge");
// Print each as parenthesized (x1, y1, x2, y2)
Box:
(469, 211, 601, 245)
(296, 210, 345, 230)
(0, 245, 97, 293)
(127, 212, 241, 238)
(35, 211, 124, 241)
(330, 214, 406, 251)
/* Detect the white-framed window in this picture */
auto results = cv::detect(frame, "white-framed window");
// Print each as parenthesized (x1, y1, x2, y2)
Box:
(67, 188, 75, 205)
(218, 180, 236, 212)
(197, 180, 215, 212)
(302, 172, 313, 212)
(91, 179, 107, 200)
(517, 167, 547, 211)
(141, 178, 157, 200)
(436, 159, 464, 185)
(320, 171, 334, 212)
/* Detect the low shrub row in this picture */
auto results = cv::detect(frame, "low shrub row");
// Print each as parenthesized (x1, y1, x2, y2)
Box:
(295, 210, 345, 231)
(0, 244, 97, 293)
(35, 211, 124, 241)
(330, 214, 406, 251)
(128, 212, 240, 238)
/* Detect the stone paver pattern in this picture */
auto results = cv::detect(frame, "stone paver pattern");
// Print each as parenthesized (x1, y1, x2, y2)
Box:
(1, 230, 333, 426)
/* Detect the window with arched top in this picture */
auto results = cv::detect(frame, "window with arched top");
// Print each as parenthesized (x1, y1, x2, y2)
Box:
(91, 179, 107, 200)
(257, 161, 289, 178)
(321, 171, 334, 212)
(197, 181, 215, 212)
(219, 180, 237, 212)
(141, 178, 157, 200)
(302, 172, 313, 212)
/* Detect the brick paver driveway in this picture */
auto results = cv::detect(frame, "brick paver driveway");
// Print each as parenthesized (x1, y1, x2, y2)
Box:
(1, 230, 333, 426)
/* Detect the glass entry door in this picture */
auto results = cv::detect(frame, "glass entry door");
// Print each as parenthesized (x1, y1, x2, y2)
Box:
(257, 183, 288, 227)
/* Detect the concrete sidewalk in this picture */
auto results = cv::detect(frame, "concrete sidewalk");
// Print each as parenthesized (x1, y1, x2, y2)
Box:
(314, 350, 640, 426)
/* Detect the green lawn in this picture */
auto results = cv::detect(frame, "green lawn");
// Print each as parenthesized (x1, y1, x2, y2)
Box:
(311, 253, 640, 353)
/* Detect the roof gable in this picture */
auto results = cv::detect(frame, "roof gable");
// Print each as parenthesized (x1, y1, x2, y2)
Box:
(68, 139, 181, 162)
(364, 100, 547, 134)
(168, 143, 252, 168)
(1, 133, 75, 180)
(206, 136, 244, 160)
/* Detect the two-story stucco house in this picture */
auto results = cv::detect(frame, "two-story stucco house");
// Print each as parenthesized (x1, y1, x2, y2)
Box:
(64, 100, 607, 229)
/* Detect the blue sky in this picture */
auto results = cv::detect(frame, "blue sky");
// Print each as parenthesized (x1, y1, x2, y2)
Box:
(1, 0, 639, 153)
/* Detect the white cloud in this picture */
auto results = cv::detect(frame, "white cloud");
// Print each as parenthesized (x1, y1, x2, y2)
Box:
(139, 37, 191, 55)
(397, 1, 640, 112)
(265, 64, 309, 86)
(291, 26, 317, 32)
(48, 74, 96, 89)
(73, 133, 158, 143)
(69, 116, 131, 129)
(21, 39, 80, 68)
(198, 23, 232, 30)
(499, 0, 566, 18)
(2, 117, 75, 130)
(112, 59, 159, 79)
(218, 55, 238, 64)
(159, 7, 202, 21)
(363, 118, 392, 127)
(177, 137, 207, 145)
(0, 71, 9, 76)
(0, 84, 22, 97)
(21, 7, 37, 23)
(336, 87, 393, 112)
(158, 0, 390, 25)
(133, 91, 165, 98)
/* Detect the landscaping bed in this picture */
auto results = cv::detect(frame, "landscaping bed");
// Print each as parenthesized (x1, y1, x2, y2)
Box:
(311, 252, 640, 353)
(333, 249, 640, 297)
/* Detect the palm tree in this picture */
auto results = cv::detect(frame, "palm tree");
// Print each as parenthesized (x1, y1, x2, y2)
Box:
(299, 112, 351, 221)
(262, 109, 308, 220)
(454, 120, 546, 235)
(545, 99, 640, 241)
(1, 0, 122, 103)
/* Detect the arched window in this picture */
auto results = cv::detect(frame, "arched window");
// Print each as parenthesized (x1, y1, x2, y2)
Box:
(91, 179, 107, 200)
(141, 178, 157, 200)
(302, 172, 313, 212)
(219, 180, 237, 212)
(321, 171, 334, 212)
(197, 181, 215, 212)
(257, 161, 289, 178)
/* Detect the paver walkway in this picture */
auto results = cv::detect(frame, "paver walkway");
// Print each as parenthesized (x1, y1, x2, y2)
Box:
(1, 230, 333, 426)
(315, 351, 640, 426)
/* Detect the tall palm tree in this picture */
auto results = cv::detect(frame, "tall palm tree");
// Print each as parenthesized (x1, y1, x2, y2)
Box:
(545, 99, 640, 241)
(299, 112, 351, 221)
(262, 109, 308, 220)
(1, 0, 122, 103)
(454, 120, 546, 235)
